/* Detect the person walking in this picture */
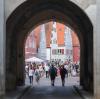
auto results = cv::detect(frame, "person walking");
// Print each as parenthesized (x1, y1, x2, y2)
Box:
(39, 64, 44, 77)
(29, 65, 34, 85)
(60, 65, 67, 86)
(45, 65, 49, 78)
(35, 66, 40, 84)
(49, 64, 57, 86)
(64, 64, 69, 77)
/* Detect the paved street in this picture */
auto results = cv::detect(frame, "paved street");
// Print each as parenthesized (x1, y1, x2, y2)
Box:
(22, 75, 82, 99)
(21, 86, 82, 99)
(25, 74, 80, 86)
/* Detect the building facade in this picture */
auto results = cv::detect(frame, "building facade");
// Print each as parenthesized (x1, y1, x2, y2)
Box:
(25, 22, 80, 63)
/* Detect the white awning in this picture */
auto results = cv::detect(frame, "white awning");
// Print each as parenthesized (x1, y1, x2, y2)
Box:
(25, 57, 44, 62)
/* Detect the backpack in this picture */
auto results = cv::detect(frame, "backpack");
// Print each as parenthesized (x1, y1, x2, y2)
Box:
(49, 67, 57, 76)
(35, 71, 39, 76)
(60, 68, 67, 75)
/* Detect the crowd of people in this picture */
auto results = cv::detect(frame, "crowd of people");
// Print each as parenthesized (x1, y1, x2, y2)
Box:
(25, 61, 80, 86)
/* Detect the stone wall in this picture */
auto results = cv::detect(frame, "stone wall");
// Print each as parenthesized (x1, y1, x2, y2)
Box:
(5, 0, 96, 20)
(94, 0, 100, 99)
(70, 0, 96, 9)
(0, 0, 5, 96)
(5, 0, 26, 19)
(4, 0, 97, 98)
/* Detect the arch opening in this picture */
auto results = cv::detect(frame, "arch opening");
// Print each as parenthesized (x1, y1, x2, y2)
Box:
(6, 0, 93, 94)
(24, 21, 80, 87)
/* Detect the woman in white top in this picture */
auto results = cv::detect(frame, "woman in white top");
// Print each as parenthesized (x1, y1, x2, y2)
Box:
(39, 65, 44, 77)
(29, 65, 34, 85)
(45, 65, 49, 78)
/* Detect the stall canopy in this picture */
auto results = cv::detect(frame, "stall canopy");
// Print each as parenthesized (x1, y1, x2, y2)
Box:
(25, 57, 44, 62)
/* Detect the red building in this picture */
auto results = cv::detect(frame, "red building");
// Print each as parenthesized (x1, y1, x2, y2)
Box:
(72, 31, 80, 63)
(25, 22, 80, 63)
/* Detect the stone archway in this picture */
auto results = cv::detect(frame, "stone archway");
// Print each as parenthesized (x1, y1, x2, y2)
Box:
(6, 0, 93, 93)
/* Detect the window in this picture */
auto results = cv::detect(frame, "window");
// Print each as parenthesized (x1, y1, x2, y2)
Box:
(58, 49, 60, 54)
(60, 49, 62, 54)
(52, 49, 57, 55)
(62, 49, 64, 54)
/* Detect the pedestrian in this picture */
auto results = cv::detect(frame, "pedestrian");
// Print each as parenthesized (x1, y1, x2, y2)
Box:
(64, 64, 69, 77)
(75, 63, 79, 74)
(35, 66, 40, 84)
(71, 68, 76, 77)
(60, 65, 68, 86)
(39, 64, 44, 77)
(45, 65, 49, 78)
(49, 64, 57, 86)
(29, 65, 34, 85)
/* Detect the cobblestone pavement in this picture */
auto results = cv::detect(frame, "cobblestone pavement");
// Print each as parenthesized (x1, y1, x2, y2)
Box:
(25, 74, 80, 86)
(22, 75, 82, 99)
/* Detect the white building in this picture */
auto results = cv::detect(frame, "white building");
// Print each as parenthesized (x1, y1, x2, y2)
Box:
(38, 24, 47, 60)
(50, 22, 66, 63)
(64, 26, 73, 62)
(50, 46, 66, 62)
(46, 47, 51, 61)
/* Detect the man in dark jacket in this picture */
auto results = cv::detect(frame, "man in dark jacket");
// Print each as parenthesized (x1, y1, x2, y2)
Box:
(60, 65, 67, 86)
(49, 65, 57, 86)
